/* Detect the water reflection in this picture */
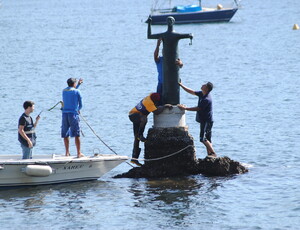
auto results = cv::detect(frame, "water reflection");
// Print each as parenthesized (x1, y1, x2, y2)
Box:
(0, 180, 104, 215)
(127, 175, 224, 225)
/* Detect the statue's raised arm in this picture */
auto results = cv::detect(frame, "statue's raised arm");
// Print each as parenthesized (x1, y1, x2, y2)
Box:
(147, 17, 164, 39)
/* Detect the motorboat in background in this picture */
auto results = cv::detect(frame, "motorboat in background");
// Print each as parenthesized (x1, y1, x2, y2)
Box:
(0, 154, 128, 187)
(148, 0, 239, 25)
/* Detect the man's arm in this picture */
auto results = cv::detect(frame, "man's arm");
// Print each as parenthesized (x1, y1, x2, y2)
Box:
(153, 104, 173, 115)
(76, 78, 83, 89)
(34, 115, 40, 128)
(178, 104, 200, 111)
(179, 82, 196, 95)
(78, 91, 83, 112)
(154, 39, 162, 62)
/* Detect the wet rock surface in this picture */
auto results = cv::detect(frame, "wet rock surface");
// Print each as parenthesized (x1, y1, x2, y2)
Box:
(114, 127, 248, 178)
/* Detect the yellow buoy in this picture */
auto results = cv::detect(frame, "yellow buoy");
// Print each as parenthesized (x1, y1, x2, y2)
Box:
(217, 4, 223, 10)
(293, 24, 299, 30)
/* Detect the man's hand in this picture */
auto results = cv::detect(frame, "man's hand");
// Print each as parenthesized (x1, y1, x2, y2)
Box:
(164, 104, 173, 110)
(157, 38, 162, 47)
(175, 58, 183, 68)
(78, 78, 83, 85)
(177, 104, 186, 110)
(27, 140, 33, 148)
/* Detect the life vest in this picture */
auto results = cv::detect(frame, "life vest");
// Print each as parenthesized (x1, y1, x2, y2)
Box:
(18, 113, 36, 147)
(130, 94, 157, 115)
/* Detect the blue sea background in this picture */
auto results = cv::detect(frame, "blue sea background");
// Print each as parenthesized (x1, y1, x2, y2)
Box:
(0, 0, 300, 229)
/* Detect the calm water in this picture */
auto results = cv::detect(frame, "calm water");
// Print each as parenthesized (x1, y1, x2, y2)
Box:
(1, 0, 300, 229)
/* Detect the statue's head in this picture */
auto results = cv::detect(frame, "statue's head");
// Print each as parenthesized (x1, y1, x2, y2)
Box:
(167, 16, 175, 27)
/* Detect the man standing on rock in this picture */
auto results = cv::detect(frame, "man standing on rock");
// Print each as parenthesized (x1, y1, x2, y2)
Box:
(178, 82, 216, 157)
(129, 93, 172, 166)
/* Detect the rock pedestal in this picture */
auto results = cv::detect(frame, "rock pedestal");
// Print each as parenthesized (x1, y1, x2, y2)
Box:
(114, 107, 248, 178)
(143, 127, 196, 177)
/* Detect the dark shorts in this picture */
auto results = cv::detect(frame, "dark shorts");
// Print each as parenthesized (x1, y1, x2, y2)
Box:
(61, 113, 80, 138)
(200, 121, 213, 143)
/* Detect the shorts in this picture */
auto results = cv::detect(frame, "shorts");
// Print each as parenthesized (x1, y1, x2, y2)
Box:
(200, 121, 213, 143)
(61, 113, 80, 138)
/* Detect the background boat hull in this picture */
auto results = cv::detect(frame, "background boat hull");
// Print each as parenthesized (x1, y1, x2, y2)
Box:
(150, 8, 238, 25)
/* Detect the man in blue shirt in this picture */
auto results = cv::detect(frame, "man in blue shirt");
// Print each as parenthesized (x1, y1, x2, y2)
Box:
(178, 81, 216, 157)
(154, 39, 164, 96)
(61, 78, 84, 158)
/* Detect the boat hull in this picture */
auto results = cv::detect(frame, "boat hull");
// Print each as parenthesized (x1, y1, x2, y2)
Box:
(149, 8, 238, 25)
(0, 154, 128, 187)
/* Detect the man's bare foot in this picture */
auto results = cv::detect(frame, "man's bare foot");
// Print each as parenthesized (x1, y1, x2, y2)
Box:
(65, 153, 70, 157)
(77, 153, 85, 158)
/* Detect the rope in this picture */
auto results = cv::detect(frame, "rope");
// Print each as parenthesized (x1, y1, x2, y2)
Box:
(131, 145, 193, 162)
(79, 114, 134, 167)
(79, 114, 193, 166)
(48, 101, 63, 111)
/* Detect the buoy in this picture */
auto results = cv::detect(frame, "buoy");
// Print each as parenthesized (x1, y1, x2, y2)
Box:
(293, 24, 299, 30)
(217, 4, 223, 10)
(24, 165, 53, 177)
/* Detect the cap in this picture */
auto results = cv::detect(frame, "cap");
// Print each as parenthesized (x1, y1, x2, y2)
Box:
(150, 93, 161, 102)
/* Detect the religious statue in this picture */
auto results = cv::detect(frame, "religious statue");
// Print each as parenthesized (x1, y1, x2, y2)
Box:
(147, 16, 193, 105)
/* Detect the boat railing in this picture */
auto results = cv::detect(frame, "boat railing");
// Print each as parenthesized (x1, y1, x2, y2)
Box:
(151, 8, 173, 14)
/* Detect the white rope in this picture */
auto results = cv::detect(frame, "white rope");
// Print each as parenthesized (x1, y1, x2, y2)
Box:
(80, 114, 119, 155)
(80, 113, 193, 165)
(132, 145, 193, 162)
(79, 114, 134, 167)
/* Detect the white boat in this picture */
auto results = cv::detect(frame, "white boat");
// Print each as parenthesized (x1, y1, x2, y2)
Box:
(0, 154, 128, 187)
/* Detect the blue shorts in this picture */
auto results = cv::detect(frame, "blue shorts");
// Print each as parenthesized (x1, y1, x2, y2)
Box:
(61, 113, 80, 138)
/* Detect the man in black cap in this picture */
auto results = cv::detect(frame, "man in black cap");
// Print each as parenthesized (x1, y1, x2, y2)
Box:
(178, 81, 216, 157)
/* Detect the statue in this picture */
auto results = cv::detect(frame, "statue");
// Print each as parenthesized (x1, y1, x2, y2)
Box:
(147, 16, 193, 105)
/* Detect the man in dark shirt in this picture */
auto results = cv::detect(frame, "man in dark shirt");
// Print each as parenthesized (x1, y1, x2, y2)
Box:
(178, 81, 216, 157)
(18, 101, 40, 159)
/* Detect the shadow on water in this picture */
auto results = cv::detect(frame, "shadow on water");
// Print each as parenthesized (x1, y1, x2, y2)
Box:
(126, 175, 236, 226)
(0, 180, 105, 214)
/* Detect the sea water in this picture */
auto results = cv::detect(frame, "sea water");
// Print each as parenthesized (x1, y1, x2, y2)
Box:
(0, 0, 300, 229)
